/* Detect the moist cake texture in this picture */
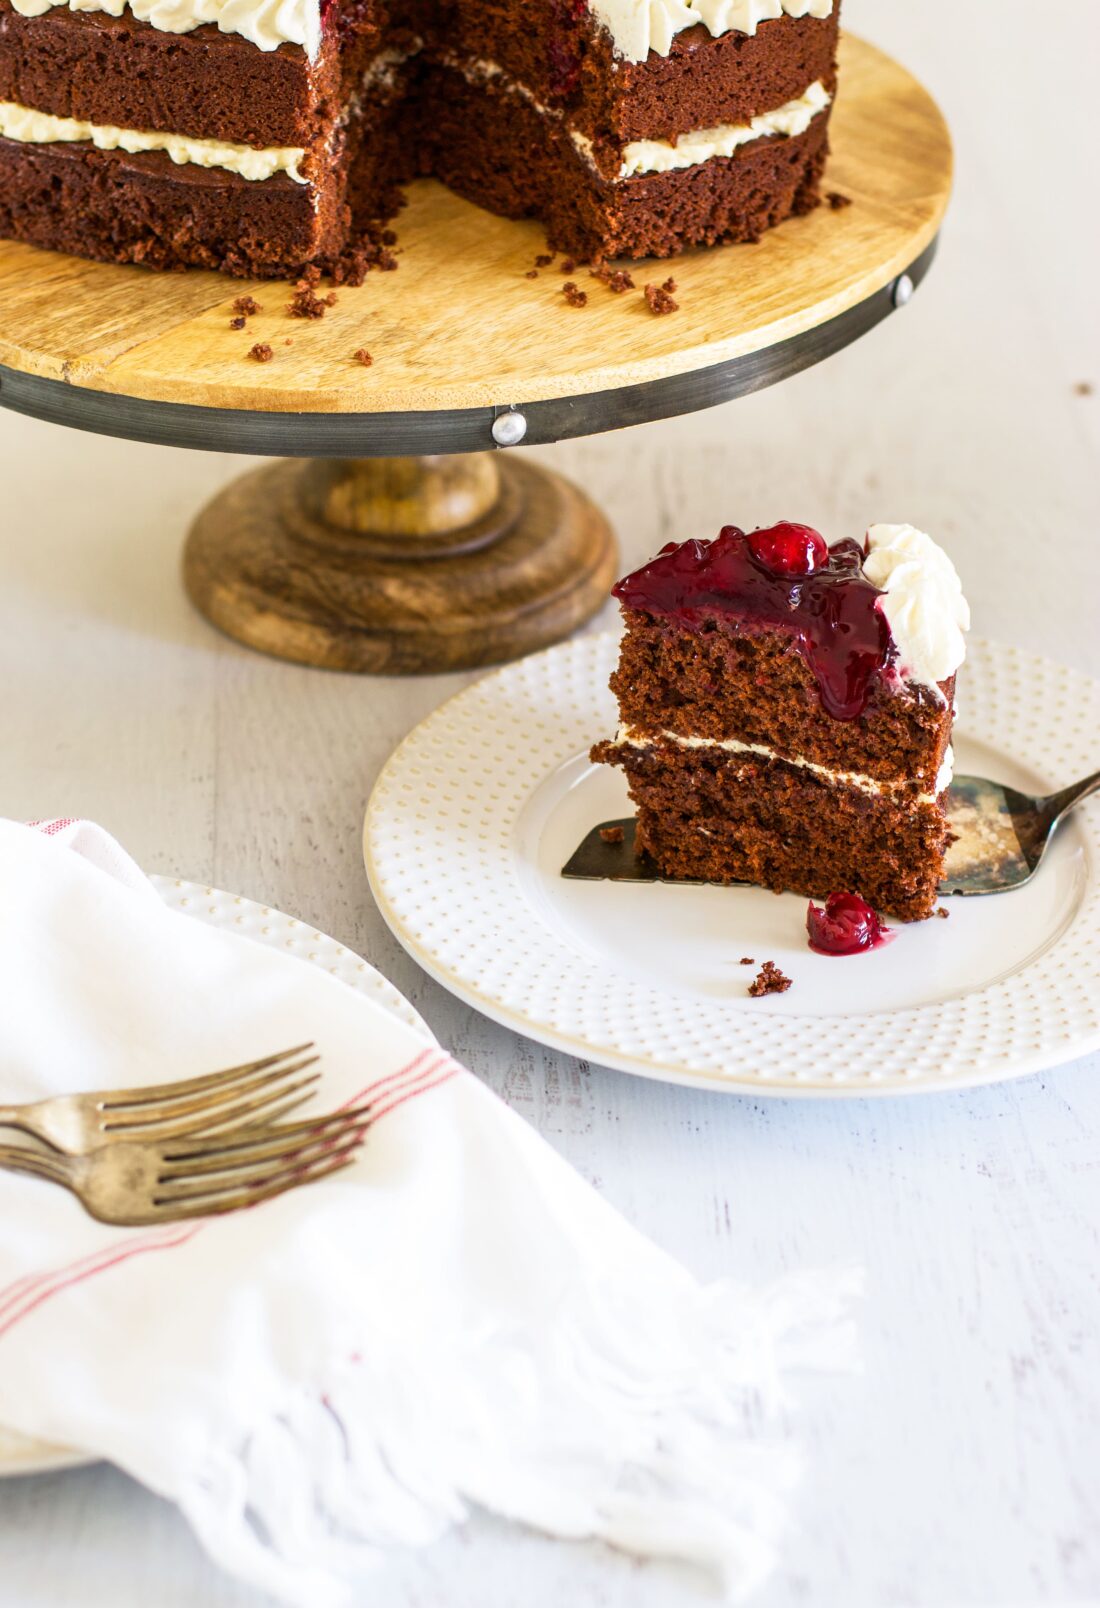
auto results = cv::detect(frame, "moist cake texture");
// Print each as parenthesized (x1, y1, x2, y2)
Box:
(0, 0, 841, 276)
(592, 520, 970, 922)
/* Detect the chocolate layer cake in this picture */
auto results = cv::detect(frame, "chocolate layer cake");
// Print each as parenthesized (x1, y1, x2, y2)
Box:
(0, 0, 840, 276)
(592, 521, 970, 921)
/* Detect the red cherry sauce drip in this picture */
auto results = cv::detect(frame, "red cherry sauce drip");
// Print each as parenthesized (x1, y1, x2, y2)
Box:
(613, 524, 895, 720)
(807, 892, 893, 956)
(547, 0, 590, 95)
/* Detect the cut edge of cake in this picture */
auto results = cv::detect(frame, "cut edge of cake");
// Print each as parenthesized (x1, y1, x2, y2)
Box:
(0, 0, 842, 277)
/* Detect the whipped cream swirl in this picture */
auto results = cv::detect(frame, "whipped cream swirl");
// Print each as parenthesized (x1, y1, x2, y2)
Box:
(864, 524, 970, 694)
(588, 0, 833, 64)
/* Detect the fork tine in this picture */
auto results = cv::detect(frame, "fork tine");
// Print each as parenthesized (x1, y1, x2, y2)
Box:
(122, 1153, 360, 1224)
(102, 1055, 318, 1121)
(156, 1109, 371, 1184)
(151, 1132, 366, 1206)
(160, 1102, 373, 1165)
(97, 1044, 316, 1111)
(145, 1087, 320, 1143)
(101, 1066, 320, 1134)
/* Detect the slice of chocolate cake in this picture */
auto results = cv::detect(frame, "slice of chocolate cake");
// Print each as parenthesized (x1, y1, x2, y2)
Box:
(592, 521, 970, 921)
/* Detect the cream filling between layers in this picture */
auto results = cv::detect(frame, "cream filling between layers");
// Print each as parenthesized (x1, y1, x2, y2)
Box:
(5, 0, 322, 61)
(437, 54, 830, 183)
(612, 726, 955, 805)
(0, 100, 308, 182)
(593, 77, 830, 177)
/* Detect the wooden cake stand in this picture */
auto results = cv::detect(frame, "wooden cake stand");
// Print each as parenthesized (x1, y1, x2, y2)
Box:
(0, 35, 950, 674)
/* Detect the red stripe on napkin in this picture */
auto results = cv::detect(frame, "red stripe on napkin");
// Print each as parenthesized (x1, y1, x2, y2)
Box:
(339, 1045, 441, 1108)
(0, 1224, 202, 1340)
(369, 1061, 460, 1123)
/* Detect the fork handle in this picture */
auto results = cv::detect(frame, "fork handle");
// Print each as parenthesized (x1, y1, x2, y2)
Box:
(0, 1107, 45, 1145)
(0, 1142, 68, 1186)
(1041, 769, 1100, 830)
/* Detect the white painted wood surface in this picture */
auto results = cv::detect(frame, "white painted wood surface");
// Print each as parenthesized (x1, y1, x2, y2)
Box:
(1, 1, 1099, 1603)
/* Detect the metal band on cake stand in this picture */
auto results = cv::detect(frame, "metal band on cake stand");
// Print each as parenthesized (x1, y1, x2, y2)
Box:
(0, 246, 930, 458)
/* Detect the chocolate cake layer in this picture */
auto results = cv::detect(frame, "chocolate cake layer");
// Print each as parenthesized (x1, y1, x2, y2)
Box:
(0, 1, 399, 147)
(594, 739, 948, 921)
(421, 64, 830, 260)
(0, 131, 345, 274)
(578, 13, 838, 145)
(610, 612, 953, 791)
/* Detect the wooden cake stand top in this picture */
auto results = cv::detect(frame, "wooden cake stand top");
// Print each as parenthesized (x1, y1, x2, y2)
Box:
(0, 34, 951, 454)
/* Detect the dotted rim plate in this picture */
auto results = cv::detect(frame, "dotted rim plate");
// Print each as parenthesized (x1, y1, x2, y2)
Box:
(0, 878, 432, 1480)
(364, 631, 1100, 1099)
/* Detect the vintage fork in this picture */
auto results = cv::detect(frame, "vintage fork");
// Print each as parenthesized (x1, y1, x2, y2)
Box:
(0, 1102, 371, 1225)
(0, 1045, 322, 1155)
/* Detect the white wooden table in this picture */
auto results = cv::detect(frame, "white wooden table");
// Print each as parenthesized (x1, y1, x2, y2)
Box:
(2, 2, 1099, 1603)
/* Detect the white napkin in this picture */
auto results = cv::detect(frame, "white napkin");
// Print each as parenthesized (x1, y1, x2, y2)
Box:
(0, 818, 860, 1605)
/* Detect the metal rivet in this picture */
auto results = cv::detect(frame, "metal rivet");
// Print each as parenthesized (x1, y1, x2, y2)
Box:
(892, 273, 915, 309)
(491, 409, 527, 447)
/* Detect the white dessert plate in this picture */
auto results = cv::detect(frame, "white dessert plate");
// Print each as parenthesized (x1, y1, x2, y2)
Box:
(0, 876, 434, 1481)
(365, 632, 1100, 1099)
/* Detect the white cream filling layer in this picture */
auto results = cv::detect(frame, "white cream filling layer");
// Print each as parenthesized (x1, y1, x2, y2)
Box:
(444, 55, 829, 182)
(613, 726, 954, 804)
(573, 79, 829, 179)
(0, 100, 307, 182)
(590, 0, 833, 65)
(6, 0, 321, 60)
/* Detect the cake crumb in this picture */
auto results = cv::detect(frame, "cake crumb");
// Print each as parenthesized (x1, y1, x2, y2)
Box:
(535, 253, 554, 268)
(827, 190, 853, 210)
(562, 282, 588, 308)
(288, 281, 336, 319)
(1074, 380, 1094, 397)
(233, 294, 262, 316)
(591, 264, 634, 294)
(748, 961, 792, 998)
(381, 229, 397, 246)
(937, 907, 950, 919)
(560, 257, 577, 273)
(644, 282, 679, 316)
(661, 276, 677, 293)
(229, 316, 246, 330)
(739, 957, 755, 966)
(525, 269, 539, 279)
(248, 342, 274, 363)
(599, 825, 624, 844)
(354, 348, 373, 366)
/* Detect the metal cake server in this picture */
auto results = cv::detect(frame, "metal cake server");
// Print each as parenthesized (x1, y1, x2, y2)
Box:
(562, 769, 1100, 897)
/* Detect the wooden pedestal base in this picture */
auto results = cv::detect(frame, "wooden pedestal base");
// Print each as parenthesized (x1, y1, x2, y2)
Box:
(183, 454, 618, 674)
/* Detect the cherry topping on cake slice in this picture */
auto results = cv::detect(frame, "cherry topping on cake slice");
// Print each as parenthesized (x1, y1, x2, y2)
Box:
(806, 892, 893, 955)
(612, 525, 896, 720)
(746, 521, 828, 576)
